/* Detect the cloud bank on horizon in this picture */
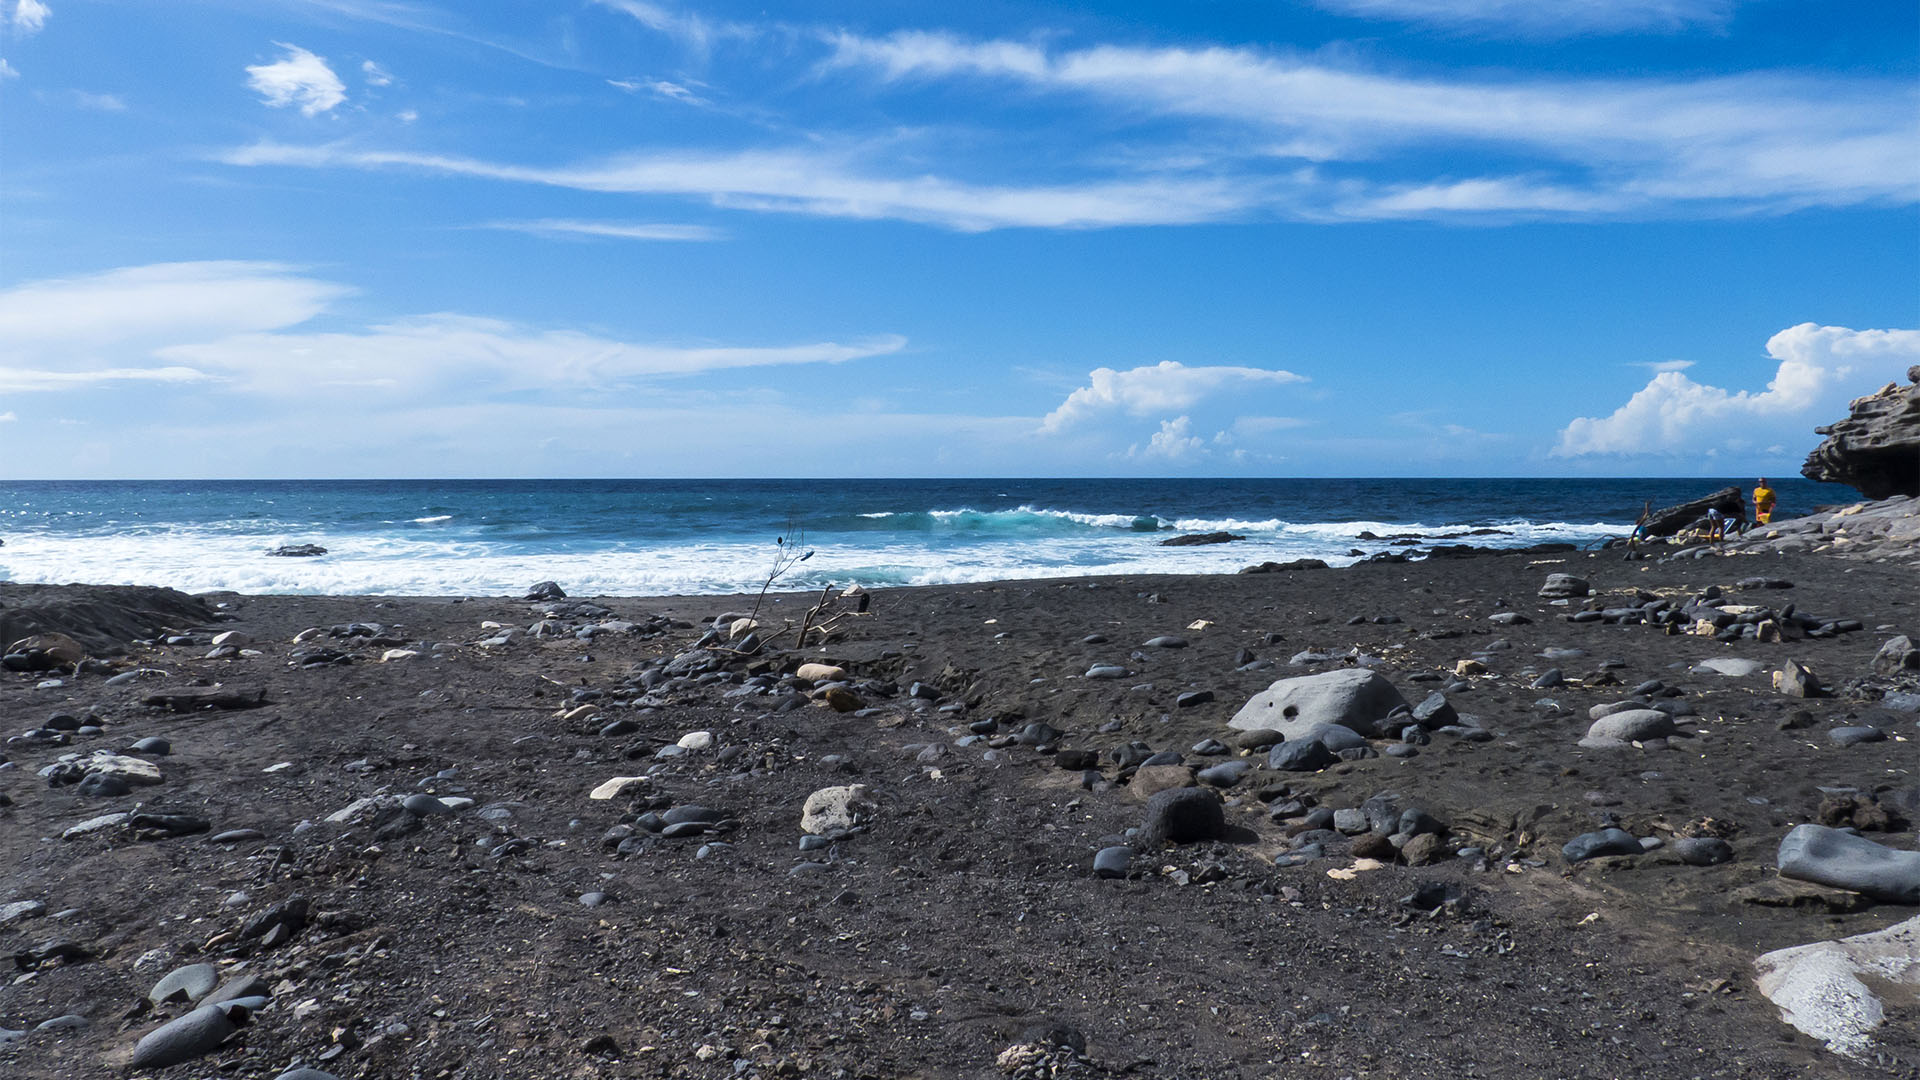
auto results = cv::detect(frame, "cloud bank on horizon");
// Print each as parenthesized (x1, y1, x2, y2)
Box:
(0, 0, 1914, 477)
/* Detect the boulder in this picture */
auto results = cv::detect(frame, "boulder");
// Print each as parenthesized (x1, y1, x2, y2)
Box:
(1755, 913, 1920, 1060)
(130, 1003, 248, 1069)
(1776, 824, 1920, 903)
(1228, 668, 1408, 739)
(1159, 532, 1245, 547)
(1140, 787, 1226, 844)
(1537, 573, 1590, 599)
(1872, 635, 1920, 676)
(1642, 486, 1746, 537)
(1774, 659, 1823, 698)
(1563, 828, 1642, 863)
(1801, 366, 1920, 498)
(1580, 709, 1677, 747)
(265, 543, 327, 557)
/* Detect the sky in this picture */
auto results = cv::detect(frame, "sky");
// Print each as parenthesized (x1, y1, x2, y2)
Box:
(0, 0, 1916, 479)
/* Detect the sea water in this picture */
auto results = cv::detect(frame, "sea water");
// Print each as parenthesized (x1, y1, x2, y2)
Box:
(0, 477, 1850, 596)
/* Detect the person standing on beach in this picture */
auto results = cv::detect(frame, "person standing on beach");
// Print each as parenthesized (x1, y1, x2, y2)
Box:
(1753, 478, 1776, 525)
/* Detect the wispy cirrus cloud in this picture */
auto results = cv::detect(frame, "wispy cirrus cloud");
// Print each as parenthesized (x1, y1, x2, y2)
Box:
(1555, 323, 1920, 457)
(246, 43, 347, 116)
(0, 366, 211, 393)
(220, 142, 1258, 230)
(475, 218, 722, 242)
(1305, 0, 1740, 36)
(1040, 361, 1308, 433)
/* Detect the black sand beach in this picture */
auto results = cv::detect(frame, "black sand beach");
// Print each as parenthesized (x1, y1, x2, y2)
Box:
(2, 536, 1917, 1078)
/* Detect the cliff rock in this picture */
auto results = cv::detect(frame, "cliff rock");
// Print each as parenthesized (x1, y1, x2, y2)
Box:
(1802, 366, 1920, 499)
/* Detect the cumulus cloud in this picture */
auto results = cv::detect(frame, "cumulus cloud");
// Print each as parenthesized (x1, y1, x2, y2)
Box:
(1128, 416, 1207, 462)
(1306, 0, 1736, 35)
(246, 44, 347, 116)
(1040, 361, 1307, 433)
(12, 0, 48, 35)
(1554, 323, 1920, 456)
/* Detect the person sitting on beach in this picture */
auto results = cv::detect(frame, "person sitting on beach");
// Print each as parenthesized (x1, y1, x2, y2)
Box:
(1753, 478, 1776, 525)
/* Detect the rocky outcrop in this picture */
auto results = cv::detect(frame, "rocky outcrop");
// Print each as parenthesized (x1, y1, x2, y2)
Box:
(1718, 494, 1920, 566)
(1802, 366, 1920, 499)
(1644, 486, 1745, 537)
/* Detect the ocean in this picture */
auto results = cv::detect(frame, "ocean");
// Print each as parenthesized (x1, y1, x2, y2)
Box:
(0, 477, 1851, 597)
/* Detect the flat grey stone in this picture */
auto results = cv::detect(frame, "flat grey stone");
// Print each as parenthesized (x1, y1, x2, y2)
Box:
(150, 962, 219, 1004)
(1581, 709, 1676, 747)
(0, 900, 46, 926)
(130, 1005, 242, 1069)
(1693, 658, 1766, 677)
(1777, 824, 1920, 903)
(1563, 828, 1642, 863)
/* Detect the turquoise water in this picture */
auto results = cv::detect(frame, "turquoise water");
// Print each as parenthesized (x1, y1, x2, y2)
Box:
(0, 477, 1849, 595)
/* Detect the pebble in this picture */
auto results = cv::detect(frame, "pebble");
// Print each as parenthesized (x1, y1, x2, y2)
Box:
(1085, 665, 1130, 680)
(1672, 837, 1734, 866)
(402, 793, 454, 816)
(1828, 726, 1885, 747)
(1093, 847, 1132, 879)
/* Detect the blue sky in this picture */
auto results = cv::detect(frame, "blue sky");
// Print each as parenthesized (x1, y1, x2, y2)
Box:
(1, 0, 1916, 478)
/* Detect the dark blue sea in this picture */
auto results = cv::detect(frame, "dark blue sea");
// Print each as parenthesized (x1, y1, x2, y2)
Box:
(0, 478, 1851, 596)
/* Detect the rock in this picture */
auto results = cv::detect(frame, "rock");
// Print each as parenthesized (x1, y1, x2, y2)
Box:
(1754, 913, 1920, 1060)
(1140, 787, 1225, 844)
(1228, 668, 1408, 739)
(1643, 486, 1747, 537)
(821, 687, 864, 712)
(1692, 658, 1766, 677)
(273, 1070, 344, 1080)
(1580, 709, 1677, 747)
(1872, 635, 1920, 676)
(1093, 847, 1133, 878)
(1409, 691, 1457, 728)
(150, 962, 219, 1004)
(62, 812, 129, 840)
(1774, 660, 1823, 698)
(1801, 366, 1920, 498)
(1828, 726, 1885, 747)
(5, 632, 87, 667)
(1267, 739, 1337, 772)
(1159, 532, 1245, 546)
(141, 685, 268, 712)
(1672, 837, 1734, 866)
(589, 776, 647, 800)
(1537, 573, 1590, 598)
(795, 663, 846, 683)
(1129, 764, 1196, 798)
(677, 730, 714, 751)
(801, 784, 877, 835)
(1084, 664, 1130, 680)
(80, 752, 164, 786)
(1231, 728, 1284, 750)
(525, 580, 567, 600)
(1175, 690, 1215, 708)
(1777, 824, 1920, 903)
(1401, 833, 1447, 866)
(1195, 761, 1251, 788)
(130, 1003, 248, 1069)
(128, 736, 171, 755)
(1562, 828, 1642, 863)
(0, 900, 46, 926)
(74, 772, 131, 798)
(265, 544, 327, 557)
(402, 793, 453, 816)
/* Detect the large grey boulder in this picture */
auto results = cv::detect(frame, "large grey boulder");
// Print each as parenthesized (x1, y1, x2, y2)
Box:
(1228, 668, 1407, 739)
(129, 1003, 247, 1069)
(1776, 824, 1920, 903)
(1580, 709, 1678, 747)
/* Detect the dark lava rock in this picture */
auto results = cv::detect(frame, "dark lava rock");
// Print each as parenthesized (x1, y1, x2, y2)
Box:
(1093, 846, 1132, 878)
(1672, 837, 1734, 866)
(1140, 787, 1226, 845)
(1268, 739, 1337, 773)
(1801, 365, 1920, 498)
(265, 544, 327, 558)
(1159, 532, 1245, 546)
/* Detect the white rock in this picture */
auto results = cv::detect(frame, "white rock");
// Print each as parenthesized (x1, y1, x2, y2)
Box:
(63, 813, 130, 840)
(211, 631, 251, 647)
(729, 618, 760, 639)
(795, 663, 846, 683)
(801, 784, 877, 835)
(84, 752, 164, 786)
(1692, 658, 1766, 676)
(292, 627, 325, 643)
(590, 776, 648, 801)
(1227, 668, 1409, 738)
(380, 649, 420, 663)
(325, 796, 387, 824)
(558, 704, 601, 722)
(1580, 709, 1677, 747)
(677, 730, 714, 751)
(1755, 914, 1920, 1060)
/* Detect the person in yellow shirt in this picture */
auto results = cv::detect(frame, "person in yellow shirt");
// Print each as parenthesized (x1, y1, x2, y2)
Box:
(1753, 479, 1776, 525)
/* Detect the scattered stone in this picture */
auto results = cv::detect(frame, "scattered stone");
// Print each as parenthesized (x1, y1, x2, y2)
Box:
(1562, 828, 1642, 863)
(1581, 709, 1678, 747)
(0, 900, 47, 926)
(1537, 574, 1590, 599)
(1777, 824, 1920, 903)
(1828, 726, 1886, 747)
(589, 777, 647, 801)
(1229, 668, 1408, 739)
(1140, 787, 1226, 845)
(149, 962, 219, 1005)
(141, 686, 268, 712)
(525, 580, 567, 601)
(1093, 847, 1132, 878)
(1774, 660, 1823, 698)
(1872, 635, 1920, 676)
(1129, 764, 1196, 798)
(1692, 658, 1766, 677)
(1672, 837, 1734, 866)
(130, 1003, 248, 1069)
(795, 663, 846, 683)
(1267, 739, 1337, 773)
(1175, 690, 1214, 708)
(801, 785, 877, 835)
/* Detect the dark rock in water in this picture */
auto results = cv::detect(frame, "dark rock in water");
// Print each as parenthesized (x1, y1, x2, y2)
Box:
(1141, 787, 1226, 844)
(130, 1003, 249, 1069)
(1159, 532, 1245, 546)
(1672, 837, 1734, 866)
(1801, 366, 1920, 497)
(265, 543, 327, 557)
(1562, 828, 1642, 863)
(1777, 824, 1920, 903)
(1093, 846, 1133, 878)
(525, 580, 567, 601)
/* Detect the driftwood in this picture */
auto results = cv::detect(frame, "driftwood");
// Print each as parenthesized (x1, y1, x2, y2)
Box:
(1644, 487, 1746, 537)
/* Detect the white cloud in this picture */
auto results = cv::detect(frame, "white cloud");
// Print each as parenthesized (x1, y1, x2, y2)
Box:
(220, 142, 1255, 231)
(826, 32, 1920, 216)
(0, 410, 16, 421)
(592, 0, 753, 53)
(159, 316, 906, 397)
(361, 59, 393, 86)
(0, 261, 350, 355)
(1040, 361, 1307, 433)
(1554, 323, 1920, 456)
(1306, 0, 1737, 35)
(1128, 416, 1207, 462)
(478, 219, 722, 242)
(72, 90, 125, 111)
(609, 77, 707, 105)
(396, 109, 417, 123)
(0, 58, 17, 79)
(11, 0, 49, 36)
(1636, 359, 1695, 373)
(0, 366, 211, 392)
(246, 43, 347, 116)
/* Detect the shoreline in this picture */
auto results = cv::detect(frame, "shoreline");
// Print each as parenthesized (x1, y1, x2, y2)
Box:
(3, 541, 1917, 1077)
